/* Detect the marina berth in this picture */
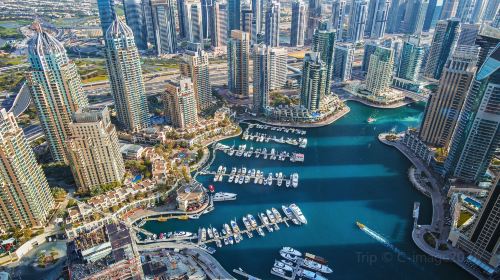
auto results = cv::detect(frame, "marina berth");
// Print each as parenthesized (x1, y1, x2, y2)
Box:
(289, 204, 307, 224)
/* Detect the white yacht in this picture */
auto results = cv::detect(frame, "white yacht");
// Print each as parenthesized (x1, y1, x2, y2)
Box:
(289, 204, 307, 224)
(274, 260, 294, 272)
(303, 259, 333, 274)
(291, 173, 299, 188)
(280, 247, 302, 257)
(213, 192, 237, 201)
(280, 252, 299, 262)
(272, 208, 283, 222)
(266, 209, 276, 223)
(298, 268, 328, 280)
(272, 267, 287, 276)
(247, 214, 258, 227)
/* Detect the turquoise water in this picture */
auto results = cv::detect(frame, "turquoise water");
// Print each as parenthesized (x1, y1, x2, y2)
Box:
(144, 101, 472, 280)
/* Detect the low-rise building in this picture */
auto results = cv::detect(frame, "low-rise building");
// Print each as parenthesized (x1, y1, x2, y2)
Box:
(120, 143, 145, 160)
(176, 182, 206, 211)
(401, 129, 435, 165)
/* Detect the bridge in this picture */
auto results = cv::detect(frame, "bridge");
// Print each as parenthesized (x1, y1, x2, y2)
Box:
(402, 90, 428, 102)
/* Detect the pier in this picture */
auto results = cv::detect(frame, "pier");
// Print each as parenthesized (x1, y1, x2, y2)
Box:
(245, 123, 307, 135)
(241, 131, 308, 148)
(215, 143, 305, 163)
(233, 268, 262, 280)
(271, 249, 331, 280)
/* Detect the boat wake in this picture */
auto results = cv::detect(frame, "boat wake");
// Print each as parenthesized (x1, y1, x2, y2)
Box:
(359, 223, 414, 264)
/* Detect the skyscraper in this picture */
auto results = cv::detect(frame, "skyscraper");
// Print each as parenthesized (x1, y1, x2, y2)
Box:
(211, 0, 228, 48)
(333, 44, 354, 82)
(163, 78, 199, 129)
(252, 44, 271, 114)
(444, 45, 500, 183)
(459, 0, 488, 23)
(104, 18, 150, 132)
(300, 52, 327, 111)
(365, 45, 394, 96)
(402, 0, 429, 34)
(177, 0, 187, 38)
(475, 25, 500, 69)
(184, 1, 203, 43)
(97, 0, 116, 36)
(181, 46, 213, 111)
(366, 0, 390, 39)
(419, 46, 479, 149)
(0, 109, 54, 230)
(142, 0, 156, 44)
(265, 1, 280, 47)
(423, 0, 437, 31)
(150, 0, 177, 54)
(396, 35, 424, 81)
(306, 0, 322, 42)
(455, 174, 500, 269)
(228, 0, 241, 32)
(123, 0, 148, 50)
(251, 0, 262, 44)
(424, 19, 460, 80)
(227, 30, 250, 96)
(26, 23, 89, 163)
(386, 0, 406, 33)
(440, 0, 459, 19)
(290, 0, 307, 47)
(201, 0, 213, 39)
(312, 23, 336, 95)
(241, 8, 253, 40)
(269, 48, 288, 90)
(362, 41, 379, 72)
(457, 23, 480, 46)
(331, 0, 346, 41)
(67, 107, 125, 193)
(349, 0, 368, 43)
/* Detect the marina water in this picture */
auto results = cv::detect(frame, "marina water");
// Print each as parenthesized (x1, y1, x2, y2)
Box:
(143, 101, 473, 280)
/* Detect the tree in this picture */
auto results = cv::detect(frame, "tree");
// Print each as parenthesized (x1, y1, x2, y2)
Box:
(181, 166, 191, 182)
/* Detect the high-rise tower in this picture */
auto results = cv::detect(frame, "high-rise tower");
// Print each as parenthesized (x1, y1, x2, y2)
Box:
(300, 52, 327, 111)
(181, 46, 213, 111)
(150, 0, 177, 54)
(424, 19, 460, 80)
(265, 1, 280, 47)
(396, 35, 424, 81)
(26, 23, 89, 163)
(97, 0, 116, 36)
(163, 78, 199, 129)
(312, 23, 336, 96)
(366, 0, 390, 39)
(104, 18, 150, 132)
(349, 0, 368, 43)
(331, 0, 346, 41)
(0, 109, 54, 230)
(291, 0, 307, 47)
(365, 45, 394, 96)
(252, 44, 271, 114)
(227, 30, 250, 96)
(123, 0, 148, 50)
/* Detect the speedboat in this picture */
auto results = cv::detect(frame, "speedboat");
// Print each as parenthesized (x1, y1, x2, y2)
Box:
(280, 252, 299, 262)
(303, 259, 333, 273)
(224, 224, 232, 235)
(238, 175, 244, 184)
(281, 247, 302, 257)
(289, 203, 307, 224)
(291, 173, 299, 188)
(274, 260, 294, 272)
(230, 220, 240, 233)
(201, 228, 206, 242)
(228, 236, 234, 245)
(207, 228, 214, 239)
(242, 216, 252, 230)
(272, 267, 287, 276)
(217, 166, 223, 173)
(283, 205, 301, 225)
(228, 175, 234, 183)
(173, 231, 193, 238)
(272, 208, 283, 222)
(298, 268, 328, 280)
(223, 238, 228, 245)
(367, 117, 376, 123)
(257, 227, 265, 236)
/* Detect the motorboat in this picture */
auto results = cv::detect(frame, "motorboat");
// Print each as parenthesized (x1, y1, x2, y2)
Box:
(280, 252, 299, 262)
(282, 205, 301, 225)
(257, 227, 265, 236)
(291, 173, 299, 188)
(213, 192, 237, 202)
(274, 260, 294, 272)
(289, 203, 307, 224)
(247, 214, 258, 227)
(302, 259, 333, 273)
(266, 209, 276, 223)
(272, 208, 283, 222)
(281, 247, 302, 257)
(272, 267, 288, 276)
(207, 228, 214, 239)
(173, 231, 193, 238)
(298, 268, 328, 280)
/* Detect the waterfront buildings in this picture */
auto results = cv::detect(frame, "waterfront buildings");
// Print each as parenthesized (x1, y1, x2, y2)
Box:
(67, 107, 125, 193)
(306, 0, 323, 42)
(424, 19, 460, 80)
(419, 46, 479, 149)
(0, 109, 54, 231)
(211, 0, 228, 48)
(123, 0, 148, 50)
(333, 44, 354, 82)
(150, 0, 178, 54)
(104, 18, 150, 132)
(362, 41, 379, 72)
(26, 23, 89, 163)
(270, 48, 288, 90)
(331, 0, 346, 41)
(300, 52, 327, 111)
(184, 1, 203, 43)
(366, 0, 390, 39)
(163, 78, 199, 129)
(265, 1, 280, 47)
(97, 0, 116, 36)
(349, 0, 368, 43)
(312, 22, 336, 95)
(365, 45, 394, 96)
(228, 0, 241, 32)
(252, 44, 271, 114)
(181, 46, 213, 112)
(396, 35, 424, 81)
(290, 0, 307, 47)
(227, 30, 250, 96)
(444, 45, 500, 183)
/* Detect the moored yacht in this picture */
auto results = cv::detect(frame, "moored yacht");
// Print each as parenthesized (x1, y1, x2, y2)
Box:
(289, 204, 307, 224)
(213, 192, 237, 202)
(280, 247, 302, 257)
(303, 259, 333, 273)
(298, 268, 328, 280)
(291, 173, 299, 188)
(272, 208, 283, 222)
(274, 260, 294, 272)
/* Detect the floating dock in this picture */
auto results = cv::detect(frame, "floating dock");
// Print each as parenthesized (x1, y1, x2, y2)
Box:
(203, 166, 299, 188)
(215, 143, 305, 163)
(271, 249, 331, 280)
(241, 131, 307, 148)
(246, 123, 306, 135)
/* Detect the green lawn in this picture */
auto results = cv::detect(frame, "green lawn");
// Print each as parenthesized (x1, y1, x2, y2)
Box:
(457, 210, 473, 228)
(0, 26, 22, 39)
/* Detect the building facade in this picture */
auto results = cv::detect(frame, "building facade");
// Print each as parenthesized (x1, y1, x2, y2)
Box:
(419, 46, 479, 149)
(365, 46, 394, 96)
(104, 18, 150, 132)
(252, 44, 271, 114)
(123, 0, 148, 50)
(300, 52, 327, 111)
(349, 0, 368, 43)
(265, 1, 280, 47)
(424, 19, 460, 80)
(26, 23, 89, 163)
(270, 48, 288, 90)
(211, 0, 228, 48)
(312, 22, 336, 96)
(181, 47, 213, 111)
(331, 0, 346, 41)
(184, 1, 203, 43)
(150, 0, 177, 54)
(67, 107, 125, 193)
(444, 45, 500, 183)
(333, 44, 354, 82)
(366, 0, 390, 39)
(97, 0, 116, 36)
(0, 109, 54, 231)
(164, 78, 199, 129)
(396, 35, 424, 81)
(290, 0, 307, 47)
(227, 30, 250, 96)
